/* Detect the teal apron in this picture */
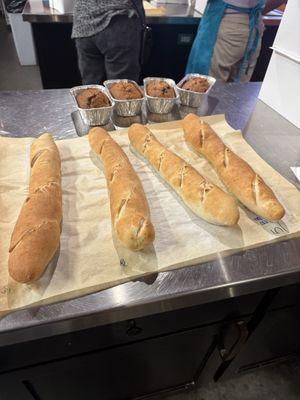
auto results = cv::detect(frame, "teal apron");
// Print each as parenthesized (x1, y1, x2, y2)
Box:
(186, 0, 264, 81)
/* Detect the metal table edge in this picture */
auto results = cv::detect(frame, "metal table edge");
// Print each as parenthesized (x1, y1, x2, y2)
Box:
(1, 264, 300, 347)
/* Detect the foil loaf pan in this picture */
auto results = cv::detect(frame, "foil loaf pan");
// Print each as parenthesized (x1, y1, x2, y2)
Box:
(104, 79, 144, 117)
(144, 77, 179, 114)
(70, 85, 114, 126)
(176, 74, 216, 108)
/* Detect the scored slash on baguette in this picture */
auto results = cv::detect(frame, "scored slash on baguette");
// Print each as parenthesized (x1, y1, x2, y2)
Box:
(182, 114, 285, 222)
(88, 127, 155, 251)
(8, 133, 62, 283)
(128, 123, 240, 226)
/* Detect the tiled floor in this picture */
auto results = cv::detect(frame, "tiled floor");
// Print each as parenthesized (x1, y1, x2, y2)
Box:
(1, 12, 300, 400)
(0, 15, 42, 90)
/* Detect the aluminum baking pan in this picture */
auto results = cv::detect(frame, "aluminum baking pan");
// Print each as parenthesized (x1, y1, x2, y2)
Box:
(104, 79, 144, 117)
(70, 85, 114, 127)
(176, 74, 216, 108)
(144, 77, 179, 114)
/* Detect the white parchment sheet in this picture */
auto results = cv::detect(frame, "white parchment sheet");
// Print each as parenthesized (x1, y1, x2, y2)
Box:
(0, 115, 299, 314)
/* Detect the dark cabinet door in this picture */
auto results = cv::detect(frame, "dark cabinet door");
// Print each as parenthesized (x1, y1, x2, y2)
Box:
(0, 322, 222, 400)
(251, 26, 279, 82)
(141, 24, 197, 83)
(0, 292, 263, 376)
(221, 302, 300, 379)
(32, 23, 81, 89)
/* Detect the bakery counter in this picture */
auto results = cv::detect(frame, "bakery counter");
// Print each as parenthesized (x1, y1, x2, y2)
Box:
(22, 0, 202, 88)
(22, 0, 201, 25)
(0, 81, 300, 341)
(1, 83, 300, 398)
(22, 1, 282, 88)
(22, 0, 282, 26)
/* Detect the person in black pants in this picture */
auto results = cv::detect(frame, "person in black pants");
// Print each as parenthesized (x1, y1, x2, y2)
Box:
(72, 0, 144, 84)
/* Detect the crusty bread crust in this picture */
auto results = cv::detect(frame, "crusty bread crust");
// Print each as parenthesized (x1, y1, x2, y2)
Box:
(8, 133, 62, 283)
(182, 114, 285, 221)
(128, 123, 239, 226)
(88, 127, 155, 251)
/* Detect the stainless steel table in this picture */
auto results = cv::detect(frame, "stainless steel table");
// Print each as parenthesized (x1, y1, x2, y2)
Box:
(22, 0, 282, 26)
(0, 82, 299, 348)
(22, 0, 201, 25)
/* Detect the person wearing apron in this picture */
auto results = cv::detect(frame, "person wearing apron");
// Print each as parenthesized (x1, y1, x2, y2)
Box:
(186, 0, 287, 82)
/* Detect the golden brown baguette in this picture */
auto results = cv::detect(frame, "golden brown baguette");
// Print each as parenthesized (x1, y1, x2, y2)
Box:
(88, 127, 155, 251)
(128, 124, 239, 226)
(8, 133, 62, 283)
(182, 113, 285, 221)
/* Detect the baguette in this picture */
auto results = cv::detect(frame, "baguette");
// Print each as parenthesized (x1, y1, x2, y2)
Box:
(128, 124, 239, 226)
(8, 133, 62, 283)
(88, 127, 155, 251)
(182, 113, 285, 221)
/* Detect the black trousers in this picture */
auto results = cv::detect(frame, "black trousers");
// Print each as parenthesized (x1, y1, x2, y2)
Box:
(75, 14, 142, 85)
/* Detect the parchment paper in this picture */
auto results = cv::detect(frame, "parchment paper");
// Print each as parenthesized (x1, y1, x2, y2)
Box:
(1, 115, 300, 314)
